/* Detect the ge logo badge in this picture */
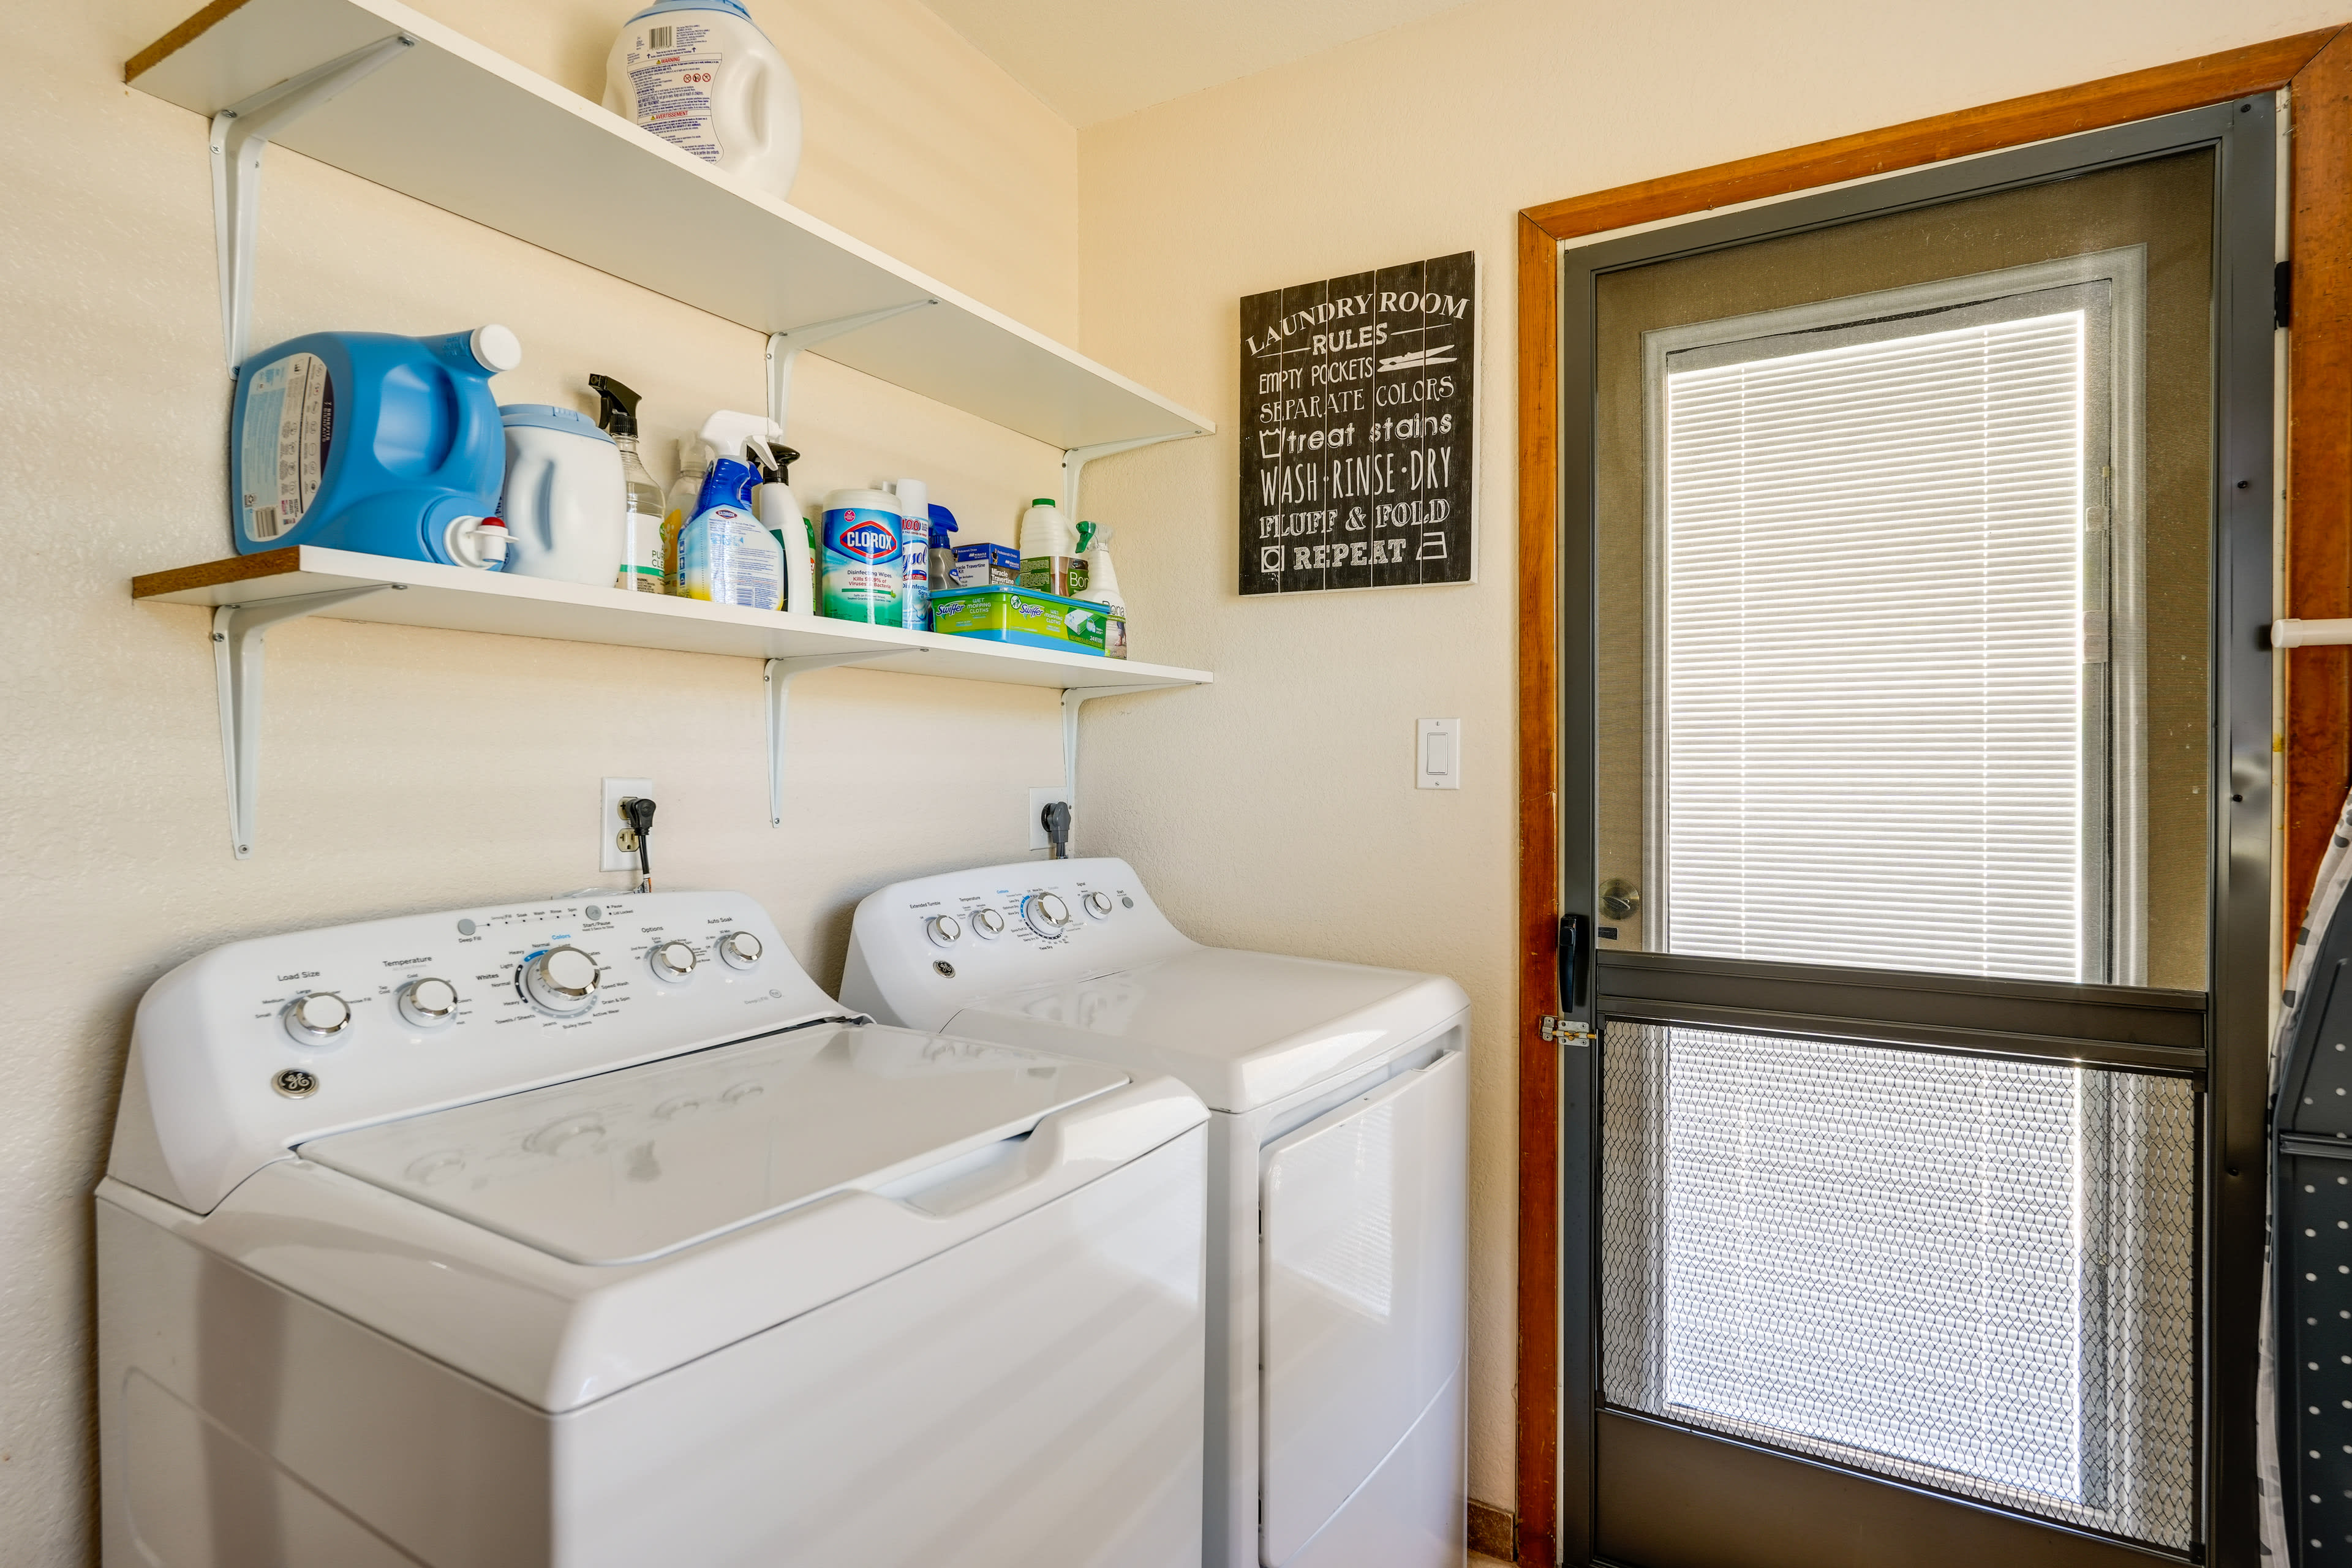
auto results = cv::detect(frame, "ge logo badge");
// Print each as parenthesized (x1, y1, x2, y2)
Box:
(1259, 545, 1284, 573)
(273, 1068, 318, 1098)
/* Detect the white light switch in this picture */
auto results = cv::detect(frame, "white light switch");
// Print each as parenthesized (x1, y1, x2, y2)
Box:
(1417, 718, 1460, 790)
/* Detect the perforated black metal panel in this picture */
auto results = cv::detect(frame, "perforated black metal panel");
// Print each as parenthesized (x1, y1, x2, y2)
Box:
(2282, 1145, 2352, 1561)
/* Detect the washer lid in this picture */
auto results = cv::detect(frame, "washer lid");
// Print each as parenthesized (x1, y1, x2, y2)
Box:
(299, 1023, 1128, 1265)
(943, 949, 1469, 1113)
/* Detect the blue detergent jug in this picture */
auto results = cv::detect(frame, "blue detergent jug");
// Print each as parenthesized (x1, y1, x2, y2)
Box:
(228, 325, 523, 567)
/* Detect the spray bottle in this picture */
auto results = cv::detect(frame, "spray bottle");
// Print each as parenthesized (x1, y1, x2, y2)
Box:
(678, 410, 785, 609)
(590, 374, 666, 593)
(755, 443, 816, 614)
(926, 505, 959, 606)
(662, 437, 709, 594)
(1078, 522, 1123, 609)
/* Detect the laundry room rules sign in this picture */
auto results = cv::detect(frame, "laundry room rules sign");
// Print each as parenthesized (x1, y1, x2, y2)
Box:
(1240, 251, 1476, 595)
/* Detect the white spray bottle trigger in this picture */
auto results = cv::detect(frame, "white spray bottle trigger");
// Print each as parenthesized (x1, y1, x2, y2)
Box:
(696, 410, 786, 465)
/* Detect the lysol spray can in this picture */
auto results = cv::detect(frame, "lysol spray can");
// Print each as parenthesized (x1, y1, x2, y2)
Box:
(890, 478, 930, 631)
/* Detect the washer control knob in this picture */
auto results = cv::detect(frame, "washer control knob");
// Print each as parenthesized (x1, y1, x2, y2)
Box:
(971, 907, 1006, 940)
(1083, 891, 1115, 920)
(648, 940, 698, 983)
(925, 914, 963, 948)
(717, 930, 764, 970)
(1023, 892, 1071, 938)
(282, 991, 353, 1046)
(522, 946, 601, 1016)
(395, 977, 459, 1029)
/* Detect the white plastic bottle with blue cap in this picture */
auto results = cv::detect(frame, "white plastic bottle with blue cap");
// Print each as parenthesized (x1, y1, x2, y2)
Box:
(605, 1, 802, 198)
(497, 404, 627, 587)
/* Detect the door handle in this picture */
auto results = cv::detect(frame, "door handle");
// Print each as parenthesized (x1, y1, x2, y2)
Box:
(1558, 913, 1589, 1013)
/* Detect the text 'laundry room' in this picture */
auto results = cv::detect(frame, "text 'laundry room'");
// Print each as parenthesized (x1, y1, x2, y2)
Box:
(6, 2, 2348, 1568)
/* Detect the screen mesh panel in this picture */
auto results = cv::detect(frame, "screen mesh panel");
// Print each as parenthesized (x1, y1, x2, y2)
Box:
(1599, 1020, 2196, 1547)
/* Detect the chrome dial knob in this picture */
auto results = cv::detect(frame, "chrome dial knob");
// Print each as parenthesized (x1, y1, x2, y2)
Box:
(396, 976, 458, 1029)
(1083, 891, 1115, 920)
(971, 907, 1006, 940)
(522, 946, 600, 1016)
(1023, 892, 1071, 939)
(717, 930, 763, 970)
(648, 940, 698, 983)
(282, 990, 353, 1046)
(925, 914, 963, 948)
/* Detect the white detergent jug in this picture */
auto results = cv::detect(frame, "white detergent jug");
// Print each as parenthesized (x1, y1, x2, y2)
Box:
(605, 0, 802, 200)
(497, 405, 627, 588)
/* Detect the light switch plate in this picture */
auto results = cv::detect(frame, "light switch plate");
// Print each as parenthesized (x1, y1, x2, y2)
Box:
(601, 777, 654, 870)
(1028, 785, 1071, 850)
(1417, 719, 1461, 790)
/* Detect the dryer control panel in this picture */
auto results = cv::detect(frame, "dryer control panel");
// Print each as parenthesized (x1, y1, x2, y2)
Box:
(841, 857, 1197, 1034)
(114, 892, 843, 1214)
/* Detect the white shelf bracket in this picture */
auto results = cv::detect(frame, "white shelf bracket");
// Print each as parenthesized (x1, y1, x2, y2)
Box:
(765, 300, 939, 442)
(1061, 684, 1177, 843)
(210, 33, 416, 368)
(214, 584, 402, 859)
(764, 650, 918, 824)
(1061, 432, 1196, 519)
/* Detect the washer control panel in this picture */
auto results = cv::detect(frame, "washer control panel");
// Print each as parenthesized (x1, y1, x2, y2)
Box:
(842, 857, 1195, 1034)
(116, 892, 841, 1213)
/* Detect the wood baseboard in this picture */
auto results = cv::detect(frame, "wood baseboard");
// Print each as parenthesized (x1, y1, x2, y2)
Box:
(1468, 1496, 1517, 1560)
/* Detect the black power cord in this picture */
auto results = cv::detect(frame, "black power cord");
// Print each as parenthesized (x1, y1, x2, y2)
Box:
(1040, 799, 1071, 860)
(622, 796, 657, 892)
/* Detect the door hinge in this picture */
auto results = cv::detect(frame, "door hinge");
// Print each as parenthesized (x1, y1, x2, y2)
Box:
(2278, 258, 2293, 330)
(1540, 1014, 1595, 1046)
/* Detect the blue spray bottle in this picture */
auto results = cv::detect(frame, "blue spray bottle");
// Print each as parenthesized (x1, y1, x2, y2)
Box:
(228, 325, 522, 568)
(677, 410, 785, 609)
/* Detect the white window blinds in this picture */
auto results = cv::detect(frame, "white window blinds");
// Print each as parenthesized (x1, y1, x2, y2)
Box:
(1659, 309, 2091, 981)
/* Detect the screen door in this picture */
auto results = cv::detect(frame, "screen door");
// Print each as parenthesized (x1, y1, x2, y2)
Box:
(1553, 101, 2275, 1568)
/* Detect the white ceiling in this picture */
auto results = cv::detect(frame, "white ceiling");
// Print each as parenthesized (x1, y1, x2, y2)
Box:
(917, 0, 1479, 126)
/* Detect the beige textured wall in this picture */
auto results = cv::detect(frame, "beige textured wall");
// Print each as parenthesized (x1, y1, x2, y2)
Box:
(0, 0, 1076, 1558)
(1072, 0, 2341, 1512)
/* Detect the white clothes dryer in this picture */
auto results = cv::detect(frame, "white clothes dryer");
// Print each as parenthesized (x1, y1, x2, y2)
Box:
(98, 891, 1208, 1568)
(842, 857, 1471, 1568)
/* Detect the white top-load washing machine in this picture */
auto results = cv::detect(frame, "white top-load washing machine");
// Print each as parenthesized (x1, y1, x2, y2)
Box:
(97, 891, 1210, 1568)
(840, 857, 1471, 1568)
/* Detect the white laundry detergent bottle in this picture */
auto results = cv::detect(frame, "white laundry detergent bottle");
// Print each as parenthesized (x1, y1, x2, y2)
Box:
(605, 0, 802, 199)
(496, 405, 627, 587)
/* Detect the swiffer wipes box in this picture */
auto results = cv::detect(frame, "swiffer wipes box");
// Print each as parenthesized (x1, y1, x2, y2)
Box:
(931, 586, 1123, 657)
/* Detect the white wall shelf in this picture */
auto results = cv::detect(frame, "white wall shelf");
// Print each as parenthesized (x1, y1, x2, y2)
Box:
(137, 548, 1208, 857)
(126, 0, 1215, 455)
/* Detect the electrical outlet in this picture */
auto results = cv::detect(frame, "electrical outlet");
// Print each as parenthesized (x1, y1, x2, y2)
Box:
(601, 778, 654, 870)
(1028, 786, 1071, 851)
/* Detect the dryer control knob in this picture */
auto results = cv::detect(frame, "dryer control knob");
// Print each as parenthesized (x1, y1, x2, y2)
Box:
(717, 930, 764, 970)
(522, 946, 601, 1016)
(649, 940, 698, 983)
(971, 907, 1006, 940)
(396, 977, 459, 1029)
(925, 914, 963, 948)
(1023, 892, 1071, 938)
(1083, 891, 1115, 920)
(283, 990, 353, 1046)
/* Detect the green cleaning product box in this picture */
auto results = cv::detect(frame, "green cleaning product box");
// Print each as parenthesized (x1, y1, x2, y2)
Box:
(1018, 555, 1088, 596)
(932, 586, 1125, 658)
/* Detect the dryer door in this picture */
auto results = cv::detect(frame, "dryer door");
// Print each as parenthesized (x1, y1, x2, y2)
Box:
(1259, 1048, 1467, 1567)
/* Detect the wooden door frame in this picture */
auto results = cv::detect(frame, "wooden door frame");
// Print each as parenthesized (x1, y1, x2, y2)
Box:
(1514, 27, 2352, 1565)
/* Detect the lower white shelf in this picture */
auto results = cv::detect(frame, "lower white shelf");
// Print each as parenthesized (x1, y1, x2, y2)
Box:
(134, 545, 1206, 691)
(134, 546, 1208, 858)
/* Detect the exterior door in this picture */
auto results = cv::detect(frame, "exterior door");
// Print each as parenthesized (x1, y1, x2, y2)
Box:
(1552, 101, 2275, 1567)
